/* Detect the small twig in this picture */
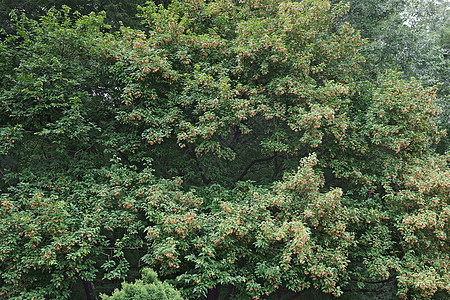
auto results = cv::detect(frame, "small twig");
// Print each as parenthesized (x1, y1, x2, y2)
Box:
(90, 281, 99, 300)
(73, 142, 96, 158)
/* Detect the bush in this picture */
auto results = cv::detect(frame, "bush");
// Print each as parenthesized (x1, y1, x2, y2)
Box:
(101, 268, 183, 300)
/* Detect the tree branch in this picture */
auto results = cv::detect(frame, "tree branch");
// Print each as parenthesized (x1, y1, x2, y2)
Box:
(343, 276, 396, 293)
(235, 155, 277, 182)
(349, 276, 395, 285)
(186, 146, 211, 184)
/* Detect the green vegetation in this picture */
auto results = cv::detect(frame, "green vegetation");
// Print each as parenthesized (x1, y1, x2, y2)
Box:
(101, 268, 183, 300)
(0, 0, 448, 299)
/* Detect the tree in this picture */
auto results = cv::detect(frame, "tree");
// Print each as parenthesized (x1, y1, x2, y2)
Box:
(0, 1, 448, 299)
(0, 7, 141, 299)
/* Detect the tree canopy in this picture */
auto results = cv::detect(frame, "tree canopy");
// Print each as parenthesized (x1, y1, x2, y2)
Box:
(0, 0, 448, 299)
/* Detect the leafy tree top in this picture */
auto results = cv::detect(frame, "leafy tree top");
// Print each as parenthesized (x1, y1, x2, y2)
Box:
(0, 1, 448, 300)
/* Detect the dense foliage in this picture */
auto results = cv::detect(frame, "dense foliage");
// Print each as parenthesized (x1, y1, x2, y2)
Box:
(0, 0, 448, 299)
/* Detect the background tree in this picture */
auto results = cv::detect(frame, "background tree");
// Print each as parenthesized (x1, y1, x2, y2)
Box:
(332, 0, 449, 153)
